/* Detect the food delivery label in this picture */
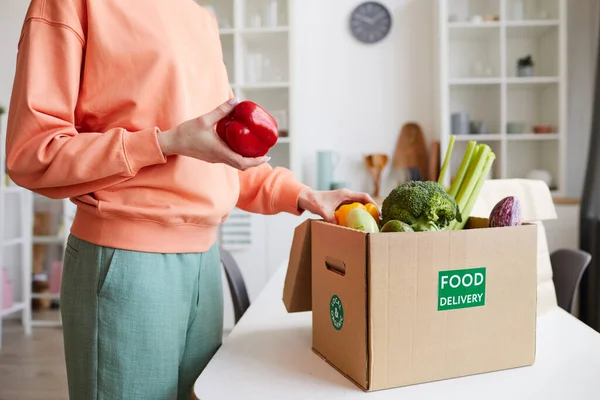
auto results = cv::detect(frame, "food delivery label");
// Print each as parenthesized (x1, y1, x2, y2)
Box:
(330, 294, 344, 330)
(438, 267, 486, 311)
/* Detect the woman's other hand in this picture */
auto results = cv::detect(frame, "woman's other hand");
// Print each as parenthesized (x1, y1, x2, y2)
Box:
(157, 98, 269, 170)
(298, 188, 376, 224)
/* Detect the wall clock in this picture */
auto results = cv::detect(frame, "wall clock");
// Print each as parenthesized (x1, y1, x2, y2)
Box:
(349, 2, 392, 44)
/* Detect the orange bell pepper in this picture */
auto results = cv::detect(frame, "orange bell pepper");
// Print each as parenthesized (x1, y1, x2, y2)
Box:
(365, 203, 380, 222)
(334, 202, 366, 226)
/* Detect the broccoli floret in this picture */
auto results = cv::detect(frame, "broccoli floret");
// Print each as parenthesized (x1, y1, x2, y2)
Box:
(380, 181, 462, 231)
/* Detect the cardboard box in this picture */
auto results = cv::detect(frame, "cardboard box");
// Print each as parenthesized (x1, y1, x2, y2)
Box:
(283, 210, 539, 391)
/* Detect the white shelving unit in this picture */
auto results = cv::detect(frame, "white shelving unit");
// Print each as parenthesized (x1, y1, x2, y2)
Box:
(201, 0, 293, 171)
(436, 0, 567, 197)
(0, 113, 33, 349)
(196, 0, 297, 333)
(30, 195, 74, 328)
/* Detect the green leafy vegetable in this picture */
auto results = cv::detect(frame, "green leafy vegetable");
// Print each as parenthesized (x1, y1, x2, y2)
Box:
(448, 140, 476, 198)
(437, 135, 456, 189)
(452, 150, 496, 230)
(380, 180, 462, 232)
(441, 136, 496, 230)
(380, 220, 414, 233)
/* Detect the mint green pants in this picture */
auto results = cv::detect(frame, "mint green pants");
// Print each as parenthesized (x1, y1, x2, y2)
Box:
(60, 235, 223, 400)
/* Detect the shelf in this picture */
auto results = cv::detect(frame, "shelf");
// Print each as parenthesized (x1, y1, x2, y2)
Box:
(197, 1, 234, 31)
(505, 0, 559, 22)
(448, 22, 501, 29)
(33, 235, 65, 245)
(454, 134, 503, 141)
(449, 24, 500, 41)
(449, 78, 502, 85)
(438, 1, 566, 207)
(2, 237, 25, 247)
(507, 76, 559, 86)
(244, 0, 288, 29)
(505, 20, 559, 27)
(450, 84, 501, 133)
(447, 76, 558, 86)
(277, 137, 290, 144)
(507, 82, 558, 132)
(507, 133, 560, 141)
(446, 0, 500, 24)
(506, 23, 559, 78)
(241, 27, 289, 34)
(242, 31, 289, 84)
(507, 24, 559, 38)
(0, 302, 26, 318)
(448, 22, 500, 79)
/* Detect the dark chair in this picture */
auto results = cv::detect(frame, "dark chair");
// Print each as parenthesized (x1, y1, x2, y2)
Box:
(219, 246, 250, 324)
(550, 248, 592, 315)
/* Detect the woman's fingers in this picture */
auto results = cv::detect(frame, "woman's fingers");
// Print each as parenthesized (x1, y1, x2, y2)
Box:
(334, 190, 377, 210)
(229, 154, 270, 170)
(215, 143, 269, 170)
(199, 97, 240, 128)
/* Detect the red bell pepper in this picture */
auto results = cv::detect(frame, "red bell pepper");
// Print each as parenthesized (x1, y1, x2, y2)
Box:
(216, 101, 279, 157)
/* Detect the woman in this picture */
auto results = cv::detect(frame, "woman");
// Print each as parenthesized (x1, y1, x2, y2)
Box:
(5, 1, 373, 399)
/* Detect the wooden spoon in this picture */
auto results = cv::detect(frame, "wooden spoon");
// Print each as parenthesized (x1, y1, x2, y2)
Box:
(364, 153, 389, 198)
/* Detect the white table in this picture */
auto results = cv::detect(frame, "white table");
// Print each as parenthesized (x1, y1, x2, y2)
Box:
(195, 265, 600, 399)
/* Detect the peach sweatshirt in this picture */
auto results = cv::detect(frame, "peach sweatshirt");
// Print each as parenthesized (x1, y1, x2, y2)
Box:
(5, 0, 308, 253)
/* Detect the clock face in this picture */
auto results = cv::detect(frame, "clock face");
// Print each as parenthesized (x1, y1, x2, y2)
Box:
(349, 2, 392, 44)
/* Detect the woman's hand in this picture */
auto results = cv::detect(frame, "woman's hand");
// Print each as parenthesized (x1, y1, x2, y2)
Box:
(298, 188, 376, 223)
(157, 98, 269, 170)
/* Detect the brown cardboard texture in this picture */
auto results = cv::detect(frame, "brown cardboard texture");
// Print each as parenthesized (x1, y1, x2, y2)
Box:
(284, 217, 538, 392)
(283, 219, 312, 313)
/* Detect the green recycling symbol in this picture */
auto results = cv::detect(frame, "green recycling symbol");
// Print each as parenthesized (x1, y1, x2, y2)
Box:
(330, 294, 344, 331)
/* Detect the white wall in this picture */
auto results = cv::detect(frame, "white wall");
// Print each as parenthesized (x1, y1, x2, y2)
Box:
(290, 0, 435, 193)
(0, 0, 28, 118)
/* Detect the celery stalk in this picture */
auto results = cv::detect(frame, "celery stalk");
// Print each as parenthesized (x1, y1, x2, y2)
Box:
(455, 144, 490, 212)
(454, 152, 496, 230)
(438, 135, 456, 189)
(447, 144, 490, 230)
(448, 140, 477, 198)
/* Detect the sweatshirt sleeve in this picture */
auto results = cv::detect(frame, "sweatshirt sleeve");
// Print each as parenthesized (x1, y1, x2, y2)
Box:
(5, 17, 166, 199)
(237, 164, 309, 215)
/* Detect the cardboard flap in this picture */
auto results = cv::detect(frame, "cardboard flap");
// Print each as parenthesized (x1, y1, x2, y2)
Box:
(470, 179, 557, 222)
(283, 219, 313, 312)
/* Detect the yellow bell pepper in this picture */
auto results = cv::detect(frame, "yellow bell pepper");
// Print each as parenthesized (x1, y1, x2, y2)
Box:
(365, 203, 380, 222)
(334, 202, 366, 226)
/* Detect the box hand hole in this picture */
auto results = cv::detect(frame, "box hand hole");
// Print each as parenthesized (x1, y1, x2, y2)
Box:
(325, 256, 346, 276)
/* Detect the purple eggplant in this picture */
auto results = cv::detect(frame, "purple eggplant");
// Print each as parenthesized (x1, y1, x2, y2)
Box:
(489, 196, 522, 227)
